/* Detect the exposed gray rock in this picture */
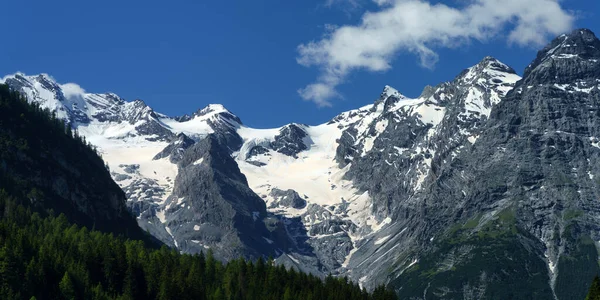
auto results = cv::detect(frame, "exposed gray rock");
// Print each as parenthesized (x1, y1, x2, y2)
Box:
(335, 55, 525, 292)
(297, 204, 357, 272)
(348, 29, 600, 300)
(246, 160, 267, 167)
(193, 104, 244, 152)
(334, 127, 359, 167)
(269, 188, 307, 209)
(112, 173, 131, 181)
(271, 124, 311, 158)
(153, 133, 196, 163)
(160, 135, 282, 260)
(119, 164, 140, 174)
(246, 145, 270, 159)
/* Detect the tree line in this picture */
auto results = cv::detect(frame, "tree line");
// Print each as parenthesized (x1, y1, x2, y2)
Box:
(0, 192, 396, 300)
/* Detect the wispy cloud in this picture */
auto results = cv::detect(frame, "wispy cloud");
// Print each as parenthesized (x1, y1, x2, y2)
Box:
(298, 0, 575, 106)
(324, 0, 362, 8)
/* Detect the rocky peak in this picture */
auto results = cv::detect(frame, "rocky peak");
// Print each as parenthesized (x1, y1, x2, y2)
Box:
(442, 57, 523, 125)
(3, 73, 55, 94)
(1, 73, 92, 123)
(192, 103, 243, 126)
(180, 135, 240, 172)
(36, 72, 57, 82)
(96, 92, 126, 106)
(194, 103, 228, 116)
(418, 85, 437, 99)
(457, 56, 518, 85)
(381, 85, 406, 100)
(121, 99, 156, 123)
(376, 85, 409, 111)
(271, 123, 311, 158)
(164, 133, 278, 259)
(478, 56, 515, 72)
(174, 114, 193, 122)
(523, 28, 600, 85)
(391, 29, 600, 300)
(1, 73, 57, 90)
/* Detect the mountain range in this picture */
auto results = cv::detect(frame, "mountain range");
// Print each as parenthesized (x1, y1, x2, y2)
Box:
(3, 28, 600, 299)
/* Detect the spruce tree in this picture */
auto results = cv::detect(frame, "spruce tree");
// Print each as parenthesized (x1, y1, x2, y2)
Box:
(59, 272, 76, 300)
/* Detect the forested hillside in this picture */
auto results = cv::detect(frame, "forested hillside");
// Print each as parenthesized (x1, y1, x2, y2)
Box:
(0, 195, 396, 299)
(0, 84, 147, 240)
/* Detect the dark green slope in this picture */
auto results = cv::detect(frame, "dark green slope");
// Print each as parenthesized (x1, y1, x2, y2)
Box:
(392, 210, 554, 299)
(0, 196, 396, 299)
(0, 84, 147, 240)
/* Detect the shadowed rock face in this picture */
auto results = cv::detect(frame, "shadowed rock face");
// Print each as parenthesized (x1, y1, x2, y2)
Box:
(379, 29, 600, 300)
(159, 135, 281, 260)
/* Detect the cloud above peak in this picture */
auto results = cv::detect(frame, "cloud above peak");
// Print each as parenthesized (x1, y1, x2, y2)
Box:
(60, 83, 86, 100)
(298, 0, 575, 106)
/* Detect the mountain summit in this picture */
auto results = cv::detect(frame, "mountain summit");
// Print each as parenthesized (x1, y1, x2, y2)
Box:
(524, 28, 600, 85)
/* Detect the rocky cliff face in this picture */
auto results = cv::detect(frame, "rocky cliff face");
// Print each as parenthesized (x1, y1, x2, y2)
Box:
(335, 56, 520, 222)
(158, 135, 279, 259)
(381, 29, 600, 299)
(4, 28, 600, 299)
(333, 55, 523, 293)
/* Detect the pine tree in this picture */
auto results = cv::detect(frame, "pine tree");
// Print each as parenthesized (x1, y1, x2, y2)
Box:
(283, 286, 293, 300)
(59, 272, 76, 300)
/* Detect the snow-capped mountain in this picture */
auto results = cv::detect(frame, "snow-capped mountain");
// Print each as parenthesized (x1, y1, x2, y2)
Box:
(5, 28, 600, 298)
(0, 54, 520, 277)
(0, 54, 520, 274)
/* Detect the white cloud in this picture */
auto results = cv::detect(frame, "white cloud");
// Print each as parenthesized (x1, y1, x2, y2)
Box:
(298, 0, 575, 105)
(60, 83, 86, 100)
(298, 83, 340, 107)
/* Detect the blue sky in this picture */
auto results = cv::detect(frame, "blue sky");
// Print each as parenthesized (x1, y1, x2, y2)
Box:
(1, 0, 598, 128)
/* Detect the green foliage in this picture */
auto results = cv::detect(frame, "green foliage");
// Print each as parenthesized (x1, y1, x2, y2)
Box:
(392, 209, 554, 299)
(59, 272, 77, 300)
(0, 194, 396, 300)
